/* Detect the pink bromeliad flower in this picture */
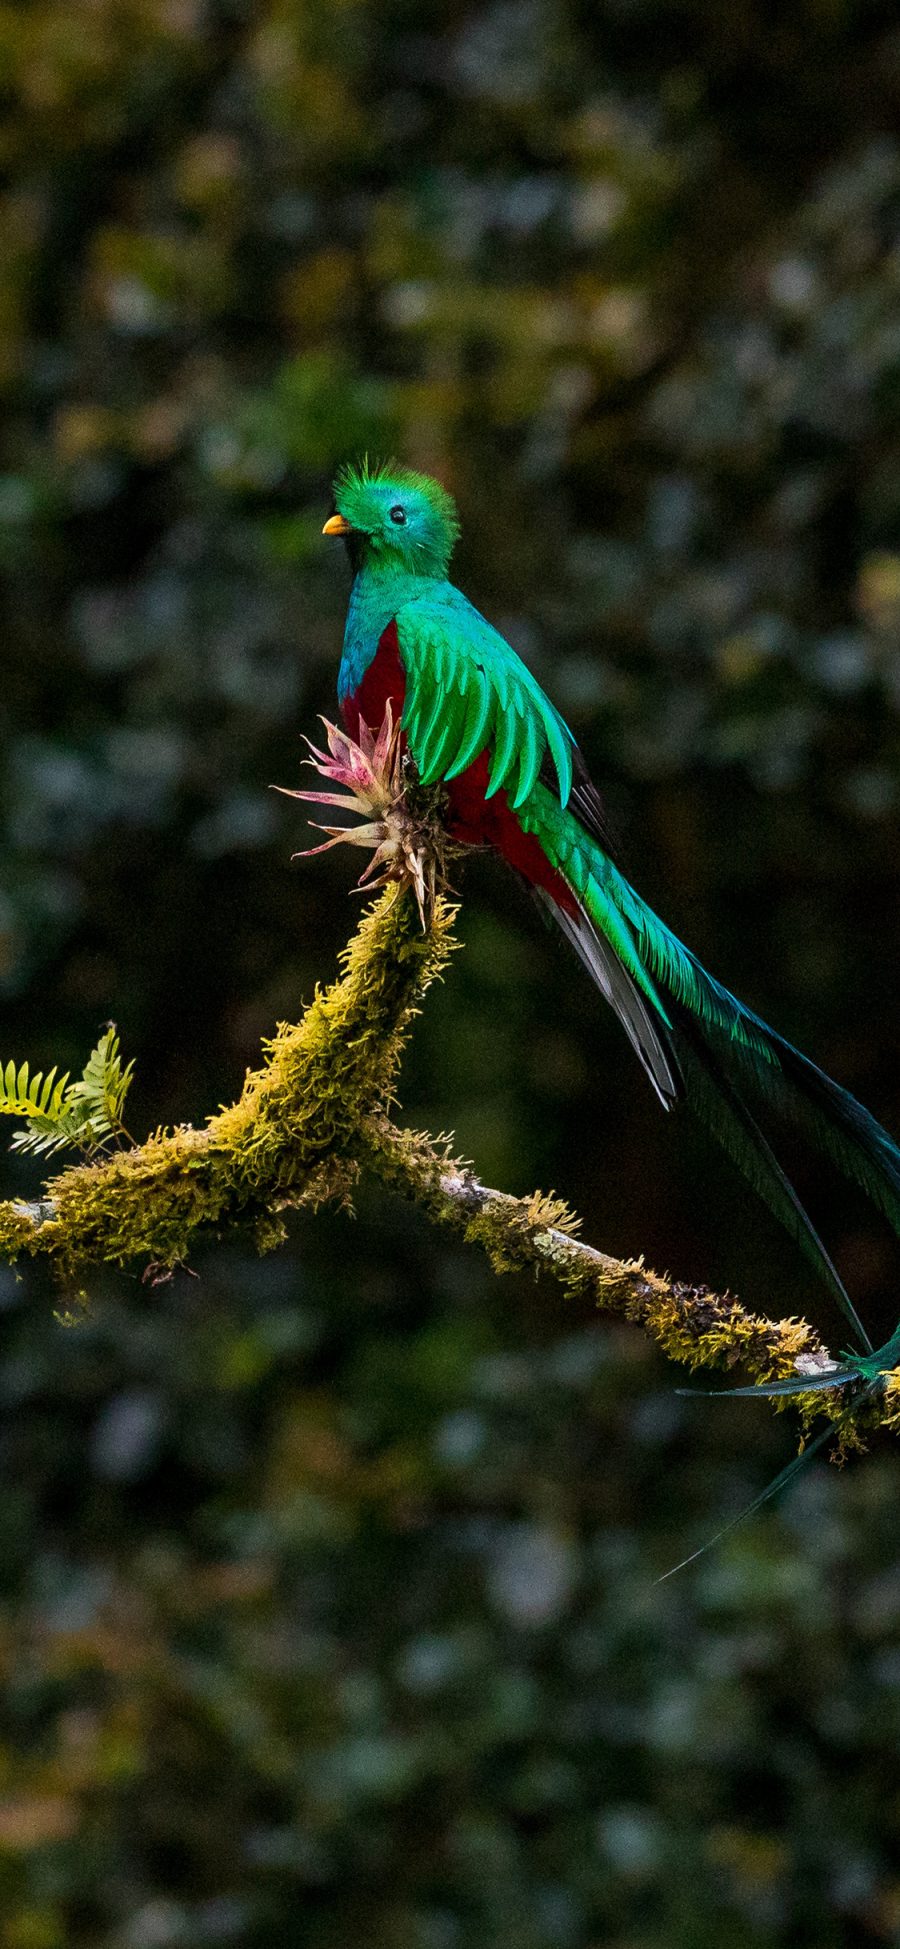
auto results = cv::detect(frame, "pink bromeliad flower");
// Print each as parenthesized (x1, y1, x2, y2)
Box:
(277, 701, 448, 927)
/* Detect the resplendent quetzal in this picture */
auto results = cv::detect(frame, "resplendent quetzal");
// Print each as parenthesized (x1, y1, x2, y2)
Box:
(323, 459, 900, 1383)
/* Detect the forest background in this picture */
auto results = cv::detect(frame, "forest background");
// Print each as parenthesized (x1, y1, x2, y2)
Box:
(2, 2, 900, 1945)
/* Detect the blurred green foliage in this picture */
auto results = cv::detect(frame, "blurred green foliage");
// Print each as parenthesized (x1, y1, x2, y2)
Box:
(2, 1, 900, 1943)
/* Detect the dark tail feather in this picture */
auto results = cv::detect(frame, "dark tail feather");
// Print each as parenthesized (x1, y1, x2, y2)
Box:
(663, 933, 900, 1248)
(672, 1014, 873, 1352)
(545, 856, 896, 1341)
(739, 1013, 900, 1237)
(678, 1317, 900, 1398)
(660, 1372, 886, 1581)
(656, 1416, 841, 1581)
(539, 877, 875, 1345)
(676, 1369, 859, 1399)
(611, 873, 900, 1251)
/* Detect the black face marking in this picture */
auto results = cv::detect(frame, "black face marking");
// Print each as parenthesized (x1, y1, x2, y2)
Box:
(389, 504, 407, 525)
(344, 531, 364, 573)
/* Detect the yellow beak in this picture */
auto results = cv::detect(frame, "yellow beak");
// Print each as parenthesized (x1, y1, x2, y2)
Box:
(322, 513, 352, 537)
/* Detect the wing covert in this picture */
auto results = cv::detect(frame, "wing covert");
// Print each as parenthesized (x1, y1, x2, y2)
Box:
(396, 595, 574, 809)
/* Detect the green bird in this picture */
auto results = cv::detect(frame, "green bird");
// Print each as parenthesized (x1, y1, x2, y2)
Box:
(323, 459, 900, 1387)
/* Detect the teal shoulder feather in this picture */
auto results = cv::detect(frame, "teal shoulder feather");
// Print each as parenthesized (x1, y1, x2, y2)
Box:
(395, 592, 574, 810)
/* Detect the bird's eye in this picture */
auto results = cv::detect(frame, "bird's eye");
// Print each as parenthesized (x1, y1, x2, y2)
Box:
(389, 505, 407, 525)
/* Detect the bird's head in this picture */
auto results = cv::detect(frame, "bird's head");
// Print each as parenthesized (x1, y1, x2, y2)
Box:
(323, 460, 460, 577)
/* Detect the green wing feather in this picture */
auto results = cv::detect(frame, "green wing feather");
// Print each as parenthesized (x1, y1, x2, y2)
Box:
(487, 702, 520, 798)
(404, 671, 447, 768)
(512, 709, 541, 810)
(395, 595, 574, 806)
(446, 668, 493, 777)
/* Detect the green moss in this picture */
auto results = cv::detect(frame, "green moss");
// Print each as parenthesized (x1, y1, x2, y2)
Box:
(45, 1126, 230, 1275)
(361, 1119, 863, 1436)
(0, 1200, 40, 1261)
(213, 887, 456, 1185)
(0, 883, 888, 1452)
(0, 888, 457, 1278)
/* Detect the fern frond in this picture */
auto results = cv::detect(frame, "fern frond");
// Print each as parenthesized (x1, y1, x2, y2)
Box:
(68, 1027, 135, 1135)
(11, 1117, 86, 1157)
(1, 1026, 135, 1158)
(0, 1061, 70, 1124)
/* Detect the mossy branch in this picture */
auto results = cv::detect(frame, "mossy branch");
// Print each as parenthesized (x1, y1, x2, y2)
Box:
(0, 889, 455, 1277)
(1, 887, 897, 1444)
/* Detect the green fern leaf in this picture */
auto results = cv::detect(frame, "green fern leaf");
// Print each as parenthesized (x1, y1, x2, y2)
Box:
(0, 1060, 70, 1123)
(1, 1025, 135, 1158)
(11, 1119, 83, 1157)
(69, 1027, 134, 1136)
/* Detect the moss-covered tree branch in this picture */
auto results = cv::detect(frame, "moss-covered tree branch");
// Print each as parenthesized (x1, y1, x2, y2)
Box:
(1, 888, 897, 1441)
(0, 888, 455, 1274)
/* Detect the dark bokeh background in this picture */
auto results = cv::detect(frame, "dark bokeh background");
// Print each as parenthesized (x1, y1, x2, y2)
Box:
(2, 3, 900, 1944)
